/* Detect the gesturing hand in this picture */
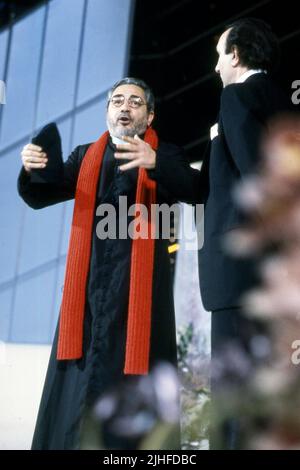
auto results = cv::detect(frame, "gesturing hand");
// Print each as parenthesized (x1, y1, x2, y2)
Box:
(114, 134, 156, 171)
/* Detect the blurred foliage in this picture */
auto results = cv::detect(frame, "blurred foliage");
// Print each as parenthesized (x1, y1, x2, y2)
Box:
(221, 115, 300, 449)
(80, 362, 181, 450)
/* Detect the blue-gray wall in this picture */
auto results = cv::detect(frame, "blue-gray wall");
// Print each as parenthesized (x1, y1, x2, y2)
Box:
(0, 0, 134, 344)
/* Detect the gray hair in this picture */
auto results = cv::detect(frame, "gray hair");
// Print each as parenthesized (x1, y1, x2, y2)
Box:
(107, 77, 155, 112)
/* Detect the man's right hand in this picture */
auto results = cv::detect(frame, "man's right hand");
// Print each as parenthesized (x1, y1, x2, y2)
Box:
(21, 143, 48, 173)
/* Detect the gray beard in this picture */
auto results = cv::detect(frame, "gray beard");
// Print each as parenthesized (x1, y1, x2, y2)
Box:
(106, 116, 148, 138)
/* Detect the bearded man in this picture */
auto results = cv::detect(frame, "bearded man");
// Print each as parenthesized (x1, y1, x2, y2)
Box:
(18, 77, 181, 450)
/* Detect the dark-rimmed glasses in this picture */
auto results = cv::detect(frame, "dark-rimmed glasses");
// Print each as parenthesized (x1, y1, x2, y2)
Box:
(109, 94, 146, 109)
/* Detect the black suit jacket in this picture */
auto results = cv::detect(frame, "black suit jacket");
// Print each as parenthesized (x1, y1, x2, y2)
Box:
(155, 73, 292, 311)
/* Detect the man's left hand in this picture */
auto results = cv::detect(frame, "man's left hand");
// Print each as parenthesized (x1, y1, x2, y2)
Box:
(114, 134, 156, 171)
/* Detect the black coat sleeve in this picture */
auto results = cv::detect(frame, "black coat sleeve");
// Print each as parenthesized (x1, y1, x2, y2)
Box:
(17, 144, 91, 209)
(220, 84, 266, 176)
(149, 142, 205, 204)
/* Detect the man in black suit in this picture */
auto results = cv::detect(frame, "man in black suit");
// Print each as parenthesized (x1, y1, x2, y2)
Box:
(196, 22, 291, 428)
(119, 18, 291, 449)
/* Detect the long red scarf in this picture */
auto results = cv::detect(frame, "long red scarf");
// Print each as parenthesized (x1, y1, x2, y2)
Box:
(57, 128, 158, 375)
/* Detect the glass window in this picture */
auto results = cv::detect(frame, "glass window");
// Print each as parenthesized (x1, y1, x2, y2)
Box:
(0, 147, 26, 284)
(77, 0, 133, 105)
(18, 204, 64, 275)
(36, 0, 85, 126)
(0, 29, 8, 80)
(10, 268, 57, 343)
(72, 98, 107, 148)
(0, 7, 45, 147)
(0, 288, 12, 342)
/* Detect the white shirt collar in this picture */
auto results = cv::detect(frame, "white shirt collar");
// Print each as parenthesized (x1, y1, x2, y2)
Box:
(236, 69, 267, 84)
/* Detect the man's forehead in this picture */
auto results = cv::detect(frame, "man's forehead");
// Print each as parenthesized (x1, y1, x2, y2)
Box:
(217, 28, 231, 51)
(112, 84, 145, 97)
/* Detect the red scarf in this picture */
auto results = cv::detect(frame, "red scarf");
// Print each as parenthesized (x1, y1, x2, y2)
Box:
(56, 128, 158, 375)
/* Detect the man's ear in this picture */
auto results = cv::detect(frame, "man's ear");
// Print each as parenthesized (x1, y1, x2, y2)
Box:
(231, 46, 240, 68)
(147, 111, 154, 127)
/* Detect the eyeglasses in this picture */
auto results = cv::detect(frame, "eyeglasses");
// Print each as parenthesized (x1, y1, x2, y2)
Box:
(109, 94, 147, 109)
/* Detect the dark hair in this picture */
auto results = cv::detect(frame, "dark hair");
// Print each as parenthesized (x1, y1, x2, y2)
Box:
(225, 18, 280, 73)
(107, 77, 155, 112)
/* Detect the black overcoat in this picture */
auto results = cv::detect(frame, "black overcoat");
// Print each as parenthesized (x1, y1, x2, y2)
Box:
(18, 138, 181, 449)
